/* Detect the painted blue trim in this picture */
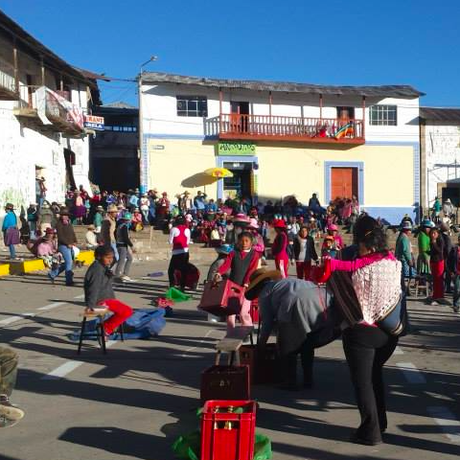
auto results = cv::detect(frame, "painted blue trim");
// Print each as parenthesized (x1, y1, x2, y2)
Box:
(324, 161, 365, 205)
(216, 155, 258, 200)
(143, 133, 211, 140)
(364, 207, 415, 225)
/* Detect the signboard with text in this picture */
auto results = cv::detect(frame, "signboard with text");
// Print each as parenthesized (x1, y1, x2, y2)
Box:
(84, 115, 105, 131)
(217, 141, 256, 156)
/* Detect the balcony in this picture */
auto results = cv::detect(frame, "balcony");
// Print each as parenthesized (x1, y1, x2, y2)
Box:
(0, 59, 19, 100)
(14, 86, 84, 136)
(214, 114, 365, 145)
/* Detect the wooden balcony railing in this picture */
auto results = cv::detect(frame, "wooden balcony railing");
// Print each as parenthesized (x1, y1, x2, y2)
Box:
(0, 58, 18, 100)
(216, 113, 365, 144)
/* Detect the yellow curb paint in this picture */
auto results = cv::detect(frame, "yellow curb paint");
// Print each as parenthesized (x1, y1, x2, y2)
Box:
(76, 250, 95, 265)
(10, 259, 45, 275)
(0, 264, 10, 277)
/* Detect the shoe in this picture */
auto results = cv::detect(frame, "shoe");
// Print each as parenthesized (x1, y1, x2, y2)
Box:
(350, 432, 382, 446)
(121, 275, 132, 282)
(0, 396, 25, 428)
(47, 274, 55, 284)
(437, 298, 451, 306)
(452, 305, 459, 313)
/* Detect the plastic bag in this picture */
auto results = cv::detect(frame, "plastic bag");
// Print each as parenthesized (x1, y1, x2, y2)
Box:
(172, 431, 272, 460)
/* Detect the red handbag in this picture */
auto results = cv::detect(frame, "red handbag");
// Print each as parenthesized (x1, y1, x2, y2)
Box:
(198, 280, 245, 317)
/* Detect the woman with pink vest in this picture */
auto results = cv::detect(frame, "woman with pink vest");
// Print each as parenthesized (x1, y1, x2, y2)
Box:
(168, 216, 191, 291)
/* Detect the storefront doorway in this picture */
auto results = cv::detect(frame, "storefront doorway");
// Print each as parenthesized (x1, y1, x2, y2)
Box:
(223, 161, 253, 199)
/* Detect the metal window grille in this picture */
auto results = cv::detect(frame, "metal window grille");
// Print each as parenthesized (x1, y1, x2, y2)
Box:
(369, 105, 397, 126)
(177, 96, 208, 117)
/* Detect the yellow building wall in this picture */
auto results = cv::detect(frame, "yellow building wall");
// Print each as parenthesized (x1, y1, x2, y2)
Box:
(146, 139, 415, 208)
(147, 139, 218, 197)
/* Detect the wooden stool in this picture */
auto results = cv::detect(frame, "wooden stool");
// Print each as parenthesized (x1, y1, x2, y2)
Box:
(77, 308, 124, 354)
(414, 277, 431, 299)
(215, 326, 254, 366)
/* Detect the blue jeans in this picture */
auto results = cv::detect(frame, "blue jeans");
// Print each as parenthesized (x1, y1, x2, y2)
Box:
(111, 243, 119, 262)
(8, 244, 16, 259)
(50, 245, 74, 285)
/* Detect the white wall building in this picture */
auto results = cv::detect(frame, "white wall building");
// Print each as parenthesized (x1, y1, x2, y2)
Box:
(420, 107, 460, 215)
(0, 10, 100, 215)
(139, 71, 422, 223)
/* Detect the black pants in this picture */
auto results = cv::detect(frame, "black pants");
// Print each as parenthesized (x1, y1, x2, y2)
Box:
(342, 325, 398, 442)
(168, 252, 189, 289)
(285, 339, 315, 386)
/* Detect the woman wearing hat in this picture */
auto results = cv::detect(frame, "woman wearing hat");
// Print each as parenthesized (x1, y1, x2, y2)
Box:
(272, 219, 289, 278)
(395, 221, 416, 279)
(417, 219, 434, 275)
(2, 204, 20, 260)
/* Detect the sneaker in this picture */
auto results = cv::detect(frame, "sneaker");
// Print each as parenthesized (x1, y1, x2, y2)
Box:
(0, 397, 25, 428)
(452, 305, 459, 313)
(122, 275, 132, 282)
(437, 298, 451, 306)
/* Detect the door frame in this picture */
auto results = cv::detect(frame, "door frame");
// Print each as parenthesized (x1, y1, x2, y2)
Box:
(216, 155, 258, 201)
(324, 161, 364, 205)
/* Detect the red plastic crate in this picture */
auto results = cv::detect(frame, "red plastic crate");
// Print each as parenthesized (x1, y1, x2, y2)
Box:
(201, 400, 256, 460)
(200, 365, 250, 404)
(198, 280, 245, 317)
(239, 344, 283, 385)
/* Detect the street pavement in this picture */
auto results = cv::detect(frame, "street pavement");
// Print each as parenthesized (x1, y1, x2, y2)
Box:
(0, 259, 459, 460)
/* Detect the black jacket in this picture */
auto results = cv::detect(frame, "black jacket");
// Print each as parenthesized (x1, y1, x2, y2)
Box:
(447, 245, 460, 274)
(116, 222, 133, 248)
(441, 232, 452, 261)
(84, 261, 115, 309)
(430, 237, 444, 263)
(293, 236, 318, 262)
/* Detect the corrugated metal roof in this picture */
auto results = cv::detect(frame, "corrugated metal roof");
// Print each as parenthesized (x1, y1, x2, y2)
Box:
(420, 107, 460, 123)
(103, 101, 138, 109)
(141, 71, 423, 98)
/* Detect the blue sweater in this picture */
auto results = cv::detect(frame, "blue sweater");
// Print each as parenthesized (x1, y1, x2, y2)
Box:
(2, 211, 17, 231)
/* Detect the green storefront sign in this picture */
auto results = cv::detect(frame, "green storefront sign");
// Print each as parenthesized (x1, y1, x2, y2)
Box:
(217, 141, 256, 156)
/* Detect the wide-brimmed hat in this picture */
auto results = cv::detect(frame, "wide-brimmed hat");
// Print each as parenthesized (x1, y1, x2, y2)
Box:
(5, 203, 14, 210)
(401, 221, 412, 230)
(107, 204, 118, 213)
(96, 205, 104, 211)
(445, 198, 452, 203)
(41, 202, 50, 209)
(273, 219, 286, 229)
(421, 218, 435, 228)
(87, 224, 96, 230)
(59, 207, 70, 216)
(215, 244, 233, 255)
(245, 268, 283, 300)
(327, 224, 338, 231)
(248, 218, 259, 229)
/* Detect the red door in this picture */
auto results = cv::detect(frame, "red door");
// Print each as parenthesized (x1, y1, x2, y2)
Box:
(331, 167, 358, 200)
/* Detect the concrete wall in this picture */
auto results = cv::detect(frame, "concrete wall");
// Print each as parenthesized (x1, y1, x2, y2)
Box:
(141, 83, 420, 143)
(424, 122, 460, 207)
(143, 137, 416, 224)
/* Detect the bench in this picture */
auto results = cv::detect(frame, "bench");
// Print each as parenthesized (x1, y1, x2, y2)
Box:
(215, 326, 254, 366)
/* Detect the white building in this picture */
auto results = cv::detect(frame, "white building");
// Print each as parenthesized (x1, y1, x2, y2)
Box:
(420, 107, 460, 214)
(139, 71, 422, 223)
(0, 10, 100, 214)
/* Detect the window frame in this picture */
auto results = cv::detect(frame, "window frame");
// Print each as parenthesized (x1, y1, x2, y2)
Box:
(369, 104, 398, 126)
(176, 95, 208, 117)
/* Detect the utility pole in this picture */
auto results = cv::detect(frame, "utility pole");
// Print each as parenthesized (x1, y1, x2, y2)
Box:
(138, 56, 158, 193)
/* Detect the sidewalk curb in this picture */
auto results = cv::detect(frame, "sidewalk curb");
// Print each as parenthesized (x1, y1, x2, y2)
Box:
(0, 250, 95, 277)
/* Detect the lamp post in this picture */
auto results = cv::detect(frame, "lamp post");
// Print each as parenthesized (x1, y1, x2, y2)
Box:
(138, 56, 158, 194)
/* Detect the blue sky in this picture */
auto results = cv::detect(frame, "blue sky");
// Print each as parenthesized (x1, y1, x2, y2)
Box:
(1, 0, 459, 107)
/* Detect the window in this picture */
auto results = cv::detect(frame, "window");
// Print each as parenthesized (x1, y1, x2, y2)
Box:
(177, 96, 208, 117)
(369, 105, 397, 126)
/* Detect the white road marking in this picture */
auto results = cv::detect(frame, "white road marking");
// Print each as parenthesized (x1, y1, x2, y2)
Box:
(0, 316, 22, 326)
(181, 329, 221, 358)
(74, 294, 85, 300)
(396, 362, 427, 384)
(0, 313, 35, 327)
(428, 406, 460, 444)
(393, 346, 404, 355)
(37, 302, 66, 311)
(41, 361, 83, 380)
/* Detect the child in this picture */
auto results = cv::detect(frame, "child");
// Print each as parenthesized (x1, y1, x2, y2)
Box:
(322, 235, 338, 260)
(326, 224, 344, 250)
(447, 234, 460, 313)
(214, 232, 260, 332)
(293, 226, 318, 280)
(272, 219, 289, 278)
(132, 208, 144, 232)
(84, 246, 133, 337)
